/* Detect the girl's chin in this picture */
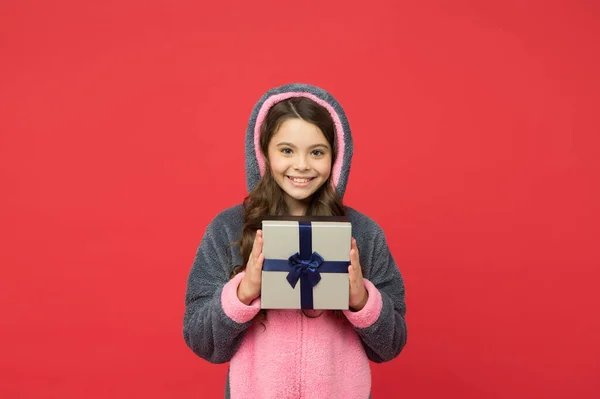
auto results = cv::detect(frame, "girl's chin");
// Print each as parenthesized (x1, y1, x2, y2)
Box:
(283, 190, 314, 202)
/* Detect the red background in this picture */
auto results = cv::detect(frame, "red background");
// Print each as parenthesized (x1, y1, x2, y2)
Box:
(1, 1, 599, 398)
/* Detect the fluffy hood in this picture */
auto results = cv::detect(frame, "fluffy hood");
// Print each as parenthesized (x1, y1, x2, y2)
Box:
(244, 83, 354, 198)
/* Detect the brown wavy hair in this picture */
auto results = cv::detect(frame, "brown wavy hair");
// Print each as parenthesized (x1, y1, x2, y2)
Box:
(230, 97, 346, 279)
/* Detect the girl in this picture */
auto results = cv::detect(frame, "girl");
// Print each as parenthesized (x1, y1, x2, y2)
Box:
(183, 83, 407, 399)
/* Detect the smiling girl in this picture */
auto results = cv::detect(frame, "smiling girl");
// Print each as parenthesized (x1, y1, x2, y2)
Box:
(183, 83, 407, 399)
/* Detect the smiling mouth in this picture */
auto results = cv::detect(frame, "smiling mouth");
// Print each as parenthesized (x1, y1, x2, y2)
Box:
(287, 176, 315, 184)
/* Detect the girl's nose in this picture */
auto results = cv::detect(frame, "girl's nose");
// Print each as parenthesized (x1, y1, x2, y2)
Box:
(294, 155, 309, 170)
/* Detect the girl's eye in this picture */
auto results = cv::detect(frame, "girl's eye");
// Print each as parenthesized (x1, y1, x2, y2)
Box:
(312, 150, 324, 156)
(281, 148, 293, 154)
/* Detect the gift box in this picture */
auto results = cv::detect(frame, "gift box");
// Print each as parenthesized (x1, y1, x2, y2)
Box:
(261, 216, 351, 310)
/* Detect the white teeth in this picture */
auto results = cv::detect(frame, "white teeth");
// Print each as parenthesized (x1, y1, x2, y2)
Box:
(290, 177, 311, 183)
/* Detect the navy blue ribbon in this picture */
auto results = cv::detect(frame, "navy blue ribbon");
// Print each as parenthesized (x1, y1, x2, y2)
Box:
(263, 220, 349, 309)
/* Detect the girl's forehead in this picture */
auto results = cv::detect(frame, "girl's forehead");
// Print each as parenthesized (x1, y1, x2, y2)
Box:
(271, 118, 329, 146)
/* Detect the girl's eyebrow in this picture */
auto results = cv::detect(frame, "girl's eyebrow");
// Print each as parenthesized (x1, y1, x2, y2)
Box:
(309, 144, 330, 149)
(276, 142, 296, 147)
(276, 142, 330, 149)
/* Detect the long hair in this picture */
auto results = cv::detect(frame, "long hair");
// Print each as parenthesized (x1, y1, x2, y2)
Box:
(230, 97, 345, 279)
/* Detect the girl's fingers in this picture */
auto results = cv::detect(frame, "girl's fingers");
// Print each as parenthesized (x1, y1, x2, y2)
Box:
(350, 248, 359, 268)
(257, 233, 263, 253)
(351, 239, 360, 262)
(256, 253, 264, 270)
(350, 239, 363, 282)
(252, 230, 262, 253)
(248, 230, 263, 267)
(256, 232, 264, 269)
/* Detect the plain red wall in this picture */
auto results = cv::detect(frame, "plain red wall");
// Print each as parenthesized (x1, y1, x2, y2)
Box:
(1, 1, 598, 398)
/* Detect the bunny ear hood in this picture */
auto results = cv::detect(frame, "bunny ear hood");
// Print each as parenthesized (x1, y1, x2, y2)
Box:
(244, 83, 353, 198)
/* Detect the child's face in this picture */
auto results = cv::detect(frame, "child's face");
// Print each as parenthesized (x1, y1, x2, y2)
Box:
(267, 118, 332, 215)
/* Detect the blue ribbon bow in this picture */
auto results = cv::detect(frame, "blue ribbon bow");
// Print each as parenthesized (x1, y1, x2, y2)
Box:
(286, 251, 324, 289)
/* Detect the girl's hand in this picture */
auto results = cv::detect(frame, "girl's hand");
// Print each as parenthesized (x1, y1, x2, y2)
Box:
(237, 230, 264, 305)
(349, 237, 368, 311)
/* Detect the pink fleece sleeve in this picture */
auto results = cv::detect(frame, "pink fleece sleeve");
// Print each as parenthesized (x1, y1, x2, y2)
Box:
(343, 279, 383, 328)
(221, 271, 261, 323)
